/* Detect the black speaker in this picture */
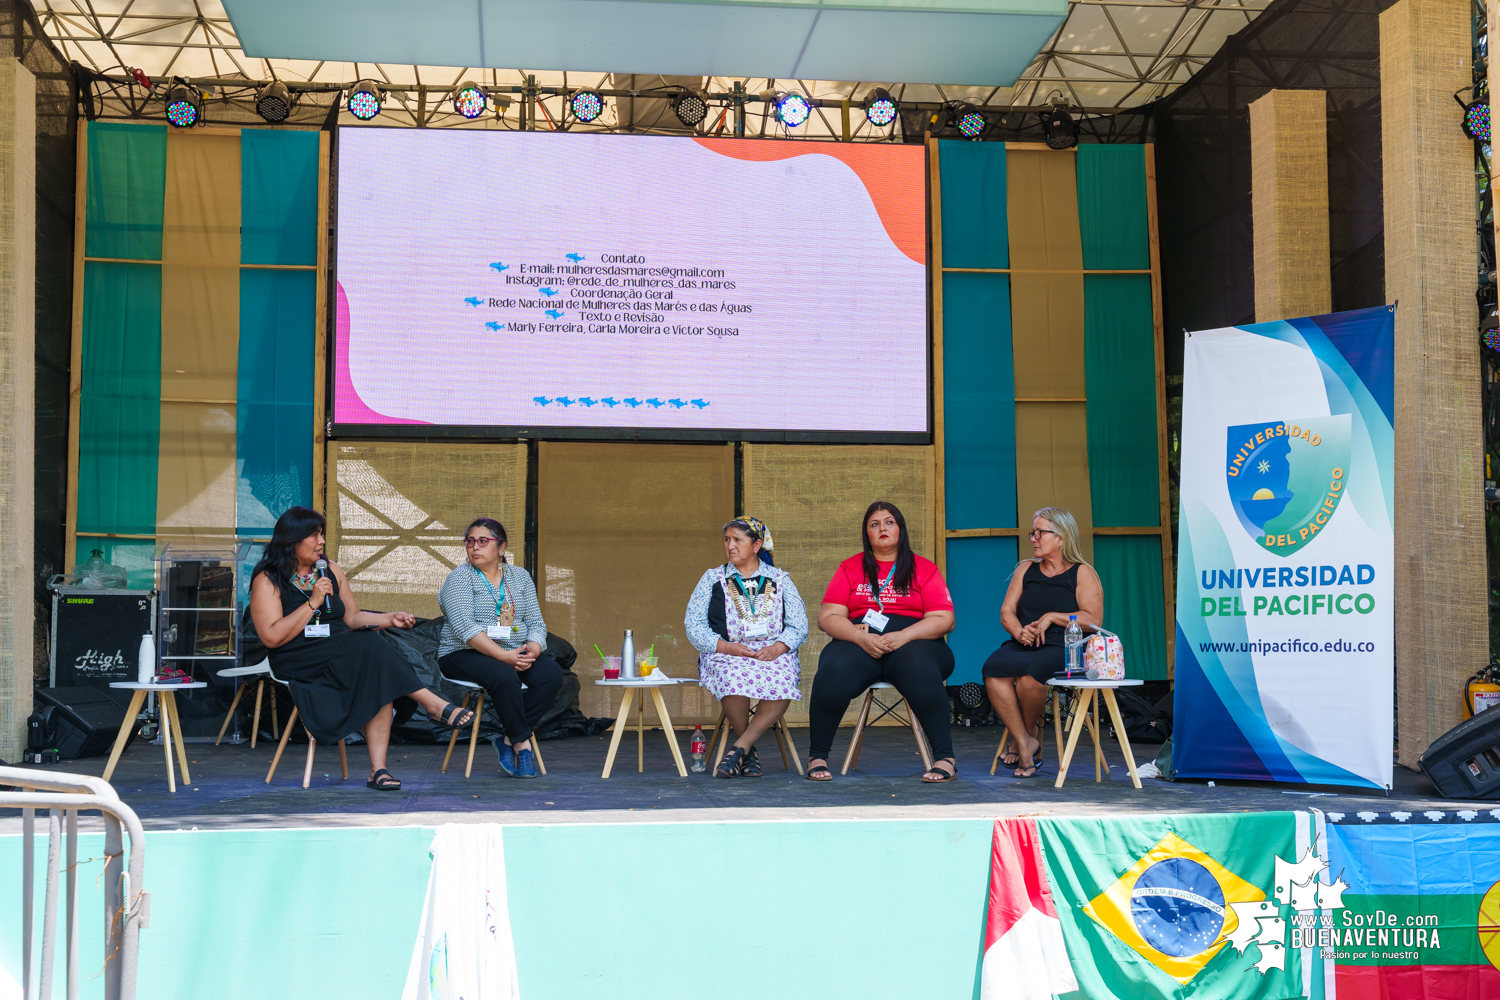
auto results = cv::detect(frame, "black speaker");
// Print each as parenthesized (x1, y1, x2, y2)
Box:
(34, 687, 141, 760)
(1419, 708, 1500, 800)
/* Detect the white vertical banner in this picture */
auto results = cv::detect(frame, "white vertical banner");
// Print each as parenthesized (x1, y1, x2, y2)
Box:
(404, 824, 522, 1000)
(1173, 307, 1394, 790)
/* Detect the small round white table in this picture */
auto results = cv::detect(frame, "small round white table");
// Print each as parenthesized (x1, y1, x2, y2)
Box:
(1046, 678, 1145, 790)
(104, 681, 208, 792)
(594, 677, 698, 778)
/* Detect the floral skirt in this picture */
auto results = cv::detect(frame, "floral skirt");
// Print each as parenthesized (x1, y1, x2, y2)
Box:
(697, 649, 802, 702)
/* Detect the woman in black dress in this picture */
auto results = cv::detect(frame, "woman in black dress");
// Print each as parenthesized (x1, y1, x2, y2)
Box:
(248, 507, 475, 790)
(982, 507, 1102, 777)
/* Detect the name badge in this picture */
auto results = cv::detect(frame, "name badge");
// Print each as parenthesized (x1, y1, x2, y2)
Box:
(304, 622, 330, 638)
(487, 624, 518, 640)
(742, 621, 771, 640)
(862, 610, 890, 634)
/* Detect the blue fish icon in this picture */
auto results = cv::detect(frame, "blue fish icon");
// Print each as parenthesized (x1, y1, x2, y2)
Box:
(556, 396, 575, 407)
(668, 398, 687, 409)
(545, 309, 565, 319)
(690, 399, 710, 409)
(623, 398, 642, 408)
(539, 287, 560, 297)
(463, 296, 484, 307)
(484, 321, 504, 332)
(601, 397, 620, 407)
(646, 398, 665, 409)
(566, 253, 585, 263)
(533, 396, 551, 406)
(489, 261, 510, 273)
(578, 397, 597, 407)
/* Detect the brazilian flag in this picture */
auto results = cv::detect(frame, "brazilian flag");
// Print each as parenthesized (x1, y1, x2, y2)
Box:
(1038, 812, 1305, 1000)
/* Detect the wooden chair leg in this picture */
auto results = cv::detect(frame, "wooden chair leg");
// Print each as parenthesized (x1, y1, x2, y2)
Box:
(776, 721, 804, 774)
(270, 690, 279, 740)
(992, 726, 1012, 775)
(464, 692, 484, 779)
(337, 738, 348, 780)
(440, 692, 472, 774)
(709, 709, 730, 768)
(531, 734, 546, 775)
(910, 707, 934, 772)
(266, 706, 299, 784)
(773, 714, 791, 769)
(841, 690, 875, 775)
(303, 730, 317, 789)
(250, 679, 265, 749)
(215, 681, 248, 745)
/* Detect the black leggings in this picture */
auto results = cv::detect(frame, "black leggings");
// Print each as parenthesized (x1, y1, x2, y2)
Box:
(437, 648, 565, 743)
(808, 638, 956, 761)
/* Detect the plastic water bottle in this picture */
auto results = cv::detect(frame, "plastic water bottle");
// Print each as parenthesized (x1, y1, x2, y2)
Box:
(137, 634, 156, 684)
(690, 726, 707, 772)
(1065, 615, 1084, 676)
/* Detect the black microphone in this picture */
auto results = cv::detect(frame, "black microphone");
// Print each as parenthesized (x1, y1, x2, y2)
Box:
(314, 558, 332, 612)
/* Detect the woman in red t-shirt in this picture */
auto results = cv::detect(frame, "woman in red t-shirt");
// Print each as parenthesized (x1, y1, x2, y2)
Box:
(808, 501, 957, 782)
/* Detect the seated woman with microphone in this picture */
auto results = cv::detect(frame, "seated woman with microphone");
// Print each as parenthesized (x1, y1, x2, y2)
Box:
(982, 506, 1103, 778)
(807, 501, 958, 783)
(249, 506, 475, 791)
(436, 518, 564, 780)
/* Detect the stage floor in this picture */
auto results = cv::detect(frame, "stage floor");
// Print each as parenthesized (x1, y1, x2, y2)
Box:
(4, 723, 1473, 833)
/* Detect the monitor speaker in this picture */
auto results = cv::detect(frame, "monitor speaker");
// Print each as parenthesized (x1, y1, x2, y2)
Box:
(34, 687, 141, 760)
(1419, 708, 1500, 800)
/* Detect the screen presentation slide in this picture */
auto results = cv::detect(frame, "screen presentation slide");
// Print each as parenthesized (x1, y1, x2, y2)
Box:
(333, 127, 928, 435)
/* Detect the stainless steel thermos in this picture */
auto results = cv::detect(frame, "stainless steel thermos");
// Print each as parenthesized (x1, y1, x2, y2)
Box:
(621, 630, 636, 679)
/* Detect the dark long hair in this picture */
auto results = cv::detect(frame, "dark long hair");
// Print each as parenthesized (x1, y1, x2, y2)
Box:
(861, 500, 914, 597)
(251, 506, 327, 587)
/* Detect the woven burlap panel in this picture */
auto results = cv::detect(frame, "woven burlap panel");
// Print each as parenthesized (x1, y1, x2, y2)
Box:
(0, 60, 37, 760)
(537, 442, 733, 724)
(1007, 147, 1094, 561)
(744, 443, 936, 725)
(1249, 90, 1332, 322)
(327, 442, 527, 620)
(1382, 0, 1486, 764)
(157, 131, 241, 539)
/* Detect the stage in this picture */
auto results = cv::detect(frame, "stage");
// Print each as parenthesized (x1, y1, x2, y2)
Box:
(2, 724, 1463, 835)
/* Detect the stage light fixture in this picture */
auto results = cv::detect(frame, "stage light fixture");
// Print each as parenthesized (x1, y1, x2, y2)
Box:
(569, 89, 605, 123)
(1463, 99, 1491, 144)
(864, 88, 898, 127)
(347, 79, 384, 121)
(1042, 98, 1078, 150)
(951, 103, 986, 139)
(453, 81, 488, 119)
(165, 83, 201, 128)
(255, 81, 292, 123)
(672, 91, 708, 127)
(775, 92, 812, 128)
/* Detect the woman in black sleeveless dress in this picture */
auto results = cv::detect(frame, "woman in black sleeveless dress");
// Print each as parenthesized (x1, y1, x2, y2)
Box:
(982, 507, 1103, 777)
(248, 507, 476, 790)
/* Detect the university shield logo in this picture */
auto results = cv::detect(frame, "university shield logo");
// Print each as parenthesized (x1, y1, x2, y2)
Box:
(1083, 832, 1267, 984)
(1225, 414, 1351, 557)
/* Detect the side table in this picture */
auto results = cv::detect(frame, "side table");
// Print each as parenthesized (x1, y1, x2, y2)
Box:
(104, 681, 208, 792)
(594, 678, 697, 778)
(1046, 677, 1145, 790)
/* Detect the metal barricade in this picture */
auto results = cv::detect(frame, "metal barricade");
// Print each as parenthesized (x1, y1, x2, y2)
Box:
(0, 767, 146, 1000)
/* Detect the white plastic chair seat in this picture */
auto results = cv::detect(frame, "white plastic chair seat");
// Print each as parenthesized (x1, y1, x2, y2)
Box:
(214, 657, 277, 748)
(217, 659, 271, 679)
(437, 672, 543, 777)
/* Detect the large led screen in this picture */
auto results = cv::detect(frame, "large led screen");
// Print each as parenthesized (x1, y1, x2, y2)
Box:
(334, 127, 928, 437)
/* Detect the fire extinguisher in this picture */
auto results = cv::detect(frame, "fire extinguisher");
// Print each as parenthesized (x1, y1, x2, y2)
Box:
(1464, 662, 1500, 718)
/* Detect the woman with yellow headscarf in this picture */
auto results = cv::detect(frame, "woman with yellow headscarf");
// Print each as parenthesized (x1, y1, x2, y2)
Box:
(685, 516, 808, 778)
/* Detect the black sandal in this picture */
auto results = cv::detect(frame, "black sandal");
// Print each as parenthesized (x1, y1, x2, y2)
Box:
(805, 760, 833, 781)
(716, 746, 747, 778)
(366, 768, 401, 791)
(740, 746, 763, 777)
(434, 702, 476, 729)
(921, 759, 958, 783)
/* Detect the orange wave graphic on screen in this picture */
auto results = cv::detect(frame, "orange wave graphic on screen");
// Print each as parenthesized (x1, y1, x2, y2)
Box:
(693, 138, 926, 265)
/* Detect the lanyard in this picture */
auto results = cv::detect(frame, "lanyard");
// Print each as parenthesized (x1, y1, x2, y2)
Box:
(730, 571, 764, 614)
(473, 565, 507, 616)
(870, 564, 895, 612)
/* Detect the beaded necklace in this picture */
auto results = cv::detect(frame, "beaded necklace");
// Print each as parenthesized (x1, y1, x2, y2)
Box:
(290, 570, 317, 592)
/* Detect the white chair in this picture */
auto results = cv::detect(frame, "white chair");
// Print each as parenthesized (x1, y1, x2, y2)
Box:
(707, 703, 803, 775)
(214, 658, 279, 748)
(439, 675, 546, 778)
(841, 681, 934, 775)
(262, 661, 347, 789)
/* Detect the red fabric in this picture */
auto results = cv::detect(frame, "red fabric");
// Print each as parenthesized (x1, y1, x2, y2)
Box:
(1335, 965, 1500, 1000)
(985, 818, 1061, 948)
(821, 554, 954, 620)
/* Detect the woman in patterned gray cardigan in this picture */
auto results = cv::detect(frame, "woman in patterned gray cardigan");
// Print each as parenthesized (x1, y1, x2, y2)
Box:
(436, 517, 562, 779)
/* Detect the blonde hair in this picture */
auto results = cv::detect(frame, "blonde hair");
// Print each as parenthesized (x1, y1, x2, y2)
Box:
(1033, 507, 1089, 567)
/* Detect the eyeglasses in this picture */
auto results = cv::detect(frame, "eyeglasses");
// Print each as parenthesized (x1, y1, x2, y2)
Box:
(464, 536, 500, 547)
(1028, 529, 1059, 539)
